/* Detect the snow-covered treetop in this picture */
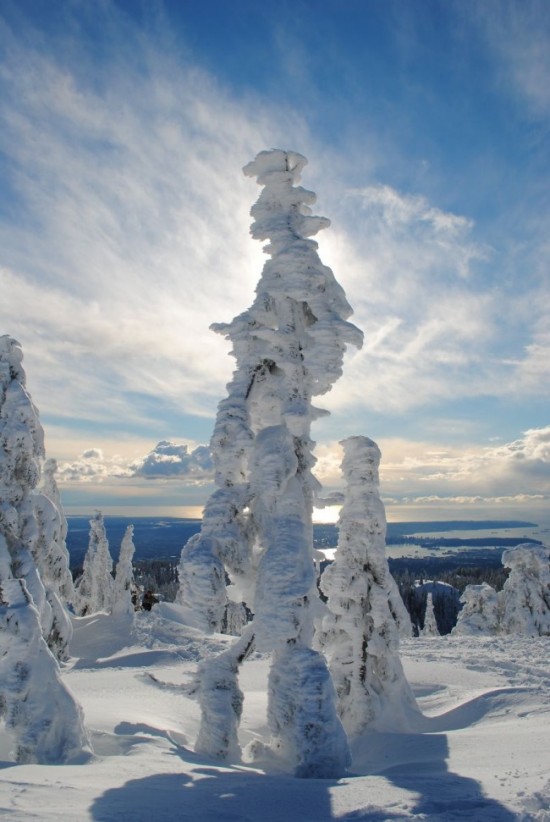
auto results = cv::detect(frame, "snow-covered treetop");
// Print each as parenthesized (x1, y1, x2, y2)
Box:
(213, 149, 363, 411)
(0, 335, 44, 506)
(0, 335, 26, 387)
(502, 543, 550, 577)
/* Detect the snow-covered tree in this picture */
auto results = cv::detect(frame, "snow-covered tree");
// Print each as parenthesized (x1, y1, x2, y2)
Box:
(0, 335, 90, 763)
(185, 149, 362, 776)
(452, 582, 501, 636)
(422, 592, 440, 636)
(32, 458, 75, 659)
(316, 436, 417, 735)
(74, 511, 114, 616)
(500, 543, 550, 636)
(112, 524, 136, 616)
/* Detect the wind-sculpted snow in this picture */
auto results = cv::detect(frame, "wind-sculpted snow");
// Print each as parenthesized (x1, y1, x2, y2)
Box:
(453, 581, 501, 636)
(1, 608, 548, 819)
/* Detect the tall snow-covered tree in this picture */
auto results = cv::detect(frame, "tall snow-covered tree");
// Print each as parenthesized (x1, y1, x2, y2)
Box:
(75, 511, 114, 616)
(452, 582, 501, 636)
(112, 524, 136, 616)
(183, 149, 362, 776)
(0, 335, 90, 763)
(500, 544, 550, 636)
(32, 458, 75, 659)
(422, 592, 440, 637)
(316, 436, 417, 736)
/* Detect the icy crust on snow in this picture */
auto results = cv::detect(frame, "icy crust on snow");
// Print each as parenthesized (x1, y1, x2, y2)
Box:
(317, 436, 417, 736)
(74, 512, 114, 616)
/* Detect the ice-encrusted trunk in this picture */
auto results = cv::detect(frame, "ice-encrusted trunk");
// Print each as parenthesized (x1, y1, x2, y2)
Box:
(186, 150, 362, 776)
(112, 524, 136, 616)
(0, 336, 90, 763)
(74, 512, 114, 616)
(422, 593, 440, 636)
(316, 436, 417, 736)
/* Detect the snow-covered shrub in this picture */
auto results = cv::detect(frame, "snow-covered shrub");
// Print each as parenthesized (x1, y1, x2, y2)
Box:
(317, 436, 417, 735)
(112, 524, 136, 616)
(0, 335, 90, 762)
(452, 582, 501, 636)
(500, 543, 550, 636)
(183, 150, 362, 775)
(74, 511, 114, 615)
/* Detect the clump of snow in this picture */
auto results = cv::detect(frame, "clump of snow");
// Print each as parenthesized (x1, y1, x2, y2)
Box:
(317, 436, 417, 735)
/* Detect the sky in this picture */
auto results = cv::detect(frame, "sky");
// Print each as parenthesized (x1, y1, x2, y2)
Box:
(1, 0, 549, 522)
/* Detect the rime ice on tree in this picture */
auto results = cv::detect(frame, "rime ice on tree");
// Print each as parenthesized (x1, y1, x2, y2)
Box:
(33, 458, 75, 659)
(0, 335, 90, 763)
(422, 592, 440, 636)
(112, 524, 137, 616)
(181, 149, 362, 776)
(75, 511, 114, 616)
(317, 436, 417, 735)
(452, 582, 501, 636)
(500, 544, 550, 636)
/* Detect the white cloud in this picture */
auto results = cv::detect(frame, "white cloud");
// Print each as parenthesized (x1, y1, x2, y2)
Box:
(314, 427, 550, 503)
(130, 441, 213, 481)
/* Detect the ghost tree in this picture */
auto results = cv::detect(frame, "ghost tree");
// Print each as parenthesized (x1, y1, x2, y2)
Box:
(500, 544, 550, 636)
(316, 436, 417, 735)
(422, 592, 440, 637)
(112, 524, 137, 616)
(0, 335, 90, 763)
(452, 582, 501, 636)
(182, 149, 362, 776)
(32, 458, 75, 659)
(74, 511, 114, 615)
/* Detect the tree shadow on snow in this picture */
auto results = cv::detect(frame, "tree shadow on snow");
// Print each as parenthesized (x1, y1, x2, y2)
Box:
(351, 729, 517, 821)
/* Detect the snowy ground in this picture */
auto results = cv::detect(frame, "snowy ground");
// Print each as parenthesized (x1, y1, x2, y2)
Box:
(0, 605, 549, 821)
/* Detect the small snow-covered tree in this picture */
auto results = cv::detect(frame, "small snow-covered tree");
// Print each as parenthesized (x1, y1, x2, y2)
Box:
(452, 582, 501, 636)
(500, 544, 550, 636)
(316, 436, 417, 735)
(0, 335, 90, 763)
(75, 511, 114, 615)
(186, 149, 362, 776)
(112, 524, 136, 616)
(32, 458, 75, 659)
(422, 592, 440, 636)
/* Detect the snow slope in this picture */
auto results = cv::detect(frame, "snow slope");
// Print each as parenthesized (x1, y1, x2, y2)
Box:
(0, 605, 548, 821)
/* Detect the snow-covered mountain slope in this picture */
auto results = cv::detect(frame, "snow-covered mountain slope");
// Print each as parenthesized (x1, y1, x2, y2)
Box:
(0, 605, 548, 821)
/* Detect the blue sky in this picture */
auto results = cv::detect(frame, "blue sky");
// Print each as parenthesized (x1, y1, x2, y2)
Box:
(1, 0, 549, 521)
